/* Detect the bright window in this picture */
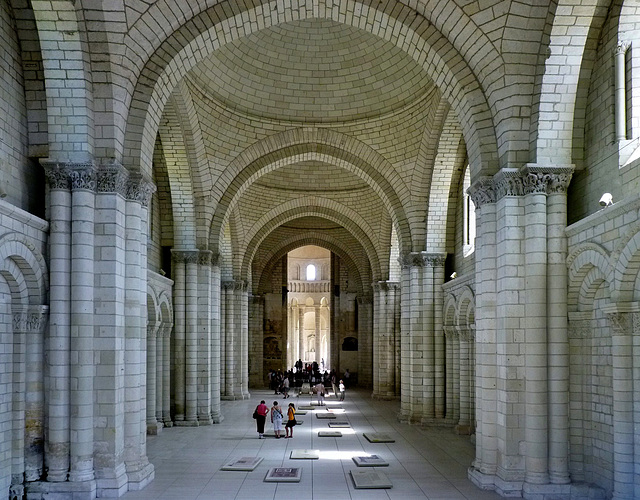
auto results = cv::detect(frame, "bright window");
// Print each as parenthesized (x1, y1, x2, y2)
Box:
(463, 166, 476, 257)
(306, 264, 316, 281)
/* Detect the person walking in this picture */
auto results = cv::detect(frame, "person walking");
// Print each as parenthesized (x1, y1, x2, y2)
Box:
(271, 401, 284, 438)
(315, 382, 325, 406)
(339, 380, 345, 401)
(285, 403, 296, 438)
(254, 400, 269, 439)
(282, 375, 290, 399)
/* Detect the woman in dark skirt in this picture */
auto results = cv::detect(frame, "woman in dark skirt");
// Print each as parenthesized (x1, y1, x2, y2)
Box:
(255, 400, 269, 439)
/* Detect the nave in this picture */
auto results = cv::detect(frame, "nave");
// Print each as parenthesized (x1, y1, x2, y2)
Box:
(121, 389, 502, 500)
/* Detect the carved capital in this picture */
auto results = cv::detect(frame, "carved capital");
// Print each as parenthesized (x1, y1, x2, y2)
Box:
(615, 41, 631, 56)
(424, 253, 447, 268)
(126, 174, 156, 207)
(13, 306, 48, 333)
(42, 162, 71, 190)
(522, 164, 574, 195)
(399, 251, 426, 269)
(494, 168, 524, 198)
(96, 162, 129, 195)
(357, 294, 373, 305)
(198, 250, 213, 266)
(468, 176, 496, 208)
(607, 311, 631, 335)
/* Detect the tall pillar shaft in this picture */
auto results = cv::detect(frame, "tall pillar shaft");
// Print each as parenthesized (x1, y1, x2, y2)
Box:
(210, 262, 222, 423)
(184, 253, 199, 424)
(356, 295, 373, 389)
(197, 251, 213, 425)
(172, 253, 186, 419)
(40, 170, 71, 482)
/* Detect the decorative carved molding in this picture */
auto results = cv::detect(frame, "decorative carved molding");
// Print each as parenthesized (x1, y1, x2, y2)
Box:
(222, 281, 235, 291)
(424, 253, 447, 268)
(468, 176, 496, 208)
(399, 252, 429, 269)
(69, 164, 97, 191)
(615, 41, 631, 56)
(568, 319, 592, 339)
(97, 163, 129, 195)
(607, 311, 631, 335)
(13, 306, 48, 333)
(198, 250, 213, 266)
(494, 168, 523, 198)
(126, 174, 156, 207)
(42, 162, 71, 190)
(357, 294, 373, 305)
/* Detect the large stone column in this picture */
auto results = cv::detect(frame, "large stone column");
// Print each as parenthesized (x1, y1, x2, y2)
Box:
(146, 323, 159, 435)
(604, 305, 637, 500)
(41, 164, 72, 483)
(467, 177, 498, 483)
(373, 282, 399, 399)
(210, 260, 222, 423)
(426, 254, 446, 421)
(183, 252, 199, 425)
(197, 251, 213, 425)
(68, 164, 96, 485)
(239, 282, 250, 399)
(249, 294, 265, 388)
(123, 174, 155, 490)
(171, 251, 186, 419)
(356, 295, 373, 389)
(456, 326, 472, 434)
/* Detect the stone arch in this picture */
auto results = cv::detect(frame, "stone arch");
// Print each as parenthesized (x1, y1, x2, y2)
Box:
(122, 0, 498, 180)
(567, 243, 611, 312)
(157, 92, 197, 249)
(443, 294, 457, 328)
(426, 107, 466, 254)
(0, 234, 48, 306)
(254, 233, 368, 295)
(457, 286, 475, 327)
(208, 129, 411, 255)
(31, 1, 94, 162)
(611, 228, 640, 302)
(239, 201, 382, 282)
(531, 0, 610, 166)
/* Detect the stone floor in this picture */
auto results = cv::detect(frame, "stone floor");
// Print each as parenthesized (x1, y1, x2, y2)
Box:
(122, 388, 502, 500)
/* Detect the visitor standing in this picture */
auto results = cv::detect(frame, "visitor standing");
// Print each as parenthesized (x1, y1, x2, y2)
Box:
(285, 403, 296, 438)
(339, 380, 345, 401)
(271, 401, 284, 438)
(254, 400, 269, 439)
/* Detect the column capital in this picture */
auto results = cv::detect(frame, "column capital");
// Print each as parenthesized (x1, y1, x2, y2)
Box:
(615, 40, 631, 56)
(126, 173, 156, 207)
(12, 305, 49, 333)
(41, 160, 97, 191)
(357, 294, 373, 305)
(602, 302, 640, 335)
(198, 250, 213, 266)
(468, 176, 496, 208)
(171, 249, 199, 264)
(96, 162, 129, 196)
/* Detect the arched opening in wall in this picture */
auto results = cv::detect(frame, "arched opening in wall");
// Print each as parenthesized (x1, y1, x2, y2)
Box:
(286, 245, 331, 372)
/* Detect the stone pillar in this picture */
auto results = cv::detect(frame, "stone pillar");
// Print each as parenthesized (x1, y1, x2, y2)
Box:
(426, 254, 446, 420)
(41, 164, 71, 482)
(210, 260, 222, 423)
(183, 252, 199, 425)
(451, 326, 460, 424)
(16, 306, 48, 484)
(249, 294, 264, 388)
(373, 282, 398, 399)
(197, 251, 213, 425)
(567, 313, 589, 482)
(356, 295, 373, 389)
(314, 306, 321, 363)
(221, 281, 237, 400)
(239, 282, 250, 399)
(615, 42, 630, 141)
(171, 251, 186, 420)
(444, 326, 454, 423)
(467, 177, 498, 481)
(330, 253, 340, 372)
(546, 171, 572, 485)
(523, 182, 549, 486)
(297, 306, 304, 362)
(161, 324, 173, 427)
(371, 283, 382, 397)
(123, 175, 154, 490)
(68, 164, 96, 484)
(399, 253, 429, 423)
(604, 305, 637, 500)
(146, 323, 159, 435)
(457, 326, 471, 434)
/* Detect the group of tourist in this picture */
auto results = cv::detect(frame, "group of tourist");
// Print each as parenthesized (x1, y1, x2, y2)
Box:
(256, 362, 350, 438)
(253, 400, 297, 439)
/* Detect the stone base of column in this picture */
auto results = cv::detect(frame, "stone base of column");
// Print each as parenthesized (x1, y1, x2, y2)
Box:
(211, 411, 224, 424)
(27, 479, 97, 500)
(242, 390, 251, 399)
(147, 422, 163, 435)
(162, 419, 173, 428)
(95, 463, 128, 498)
(175, 420, 199, 427)
(420, 416, 453, 427)
(126, 462, 155, 491)
(523, 482, 572, 500)
(198, 415, 213, 425)
(468, 467, 523, 498)
(397, 409, 422, 424)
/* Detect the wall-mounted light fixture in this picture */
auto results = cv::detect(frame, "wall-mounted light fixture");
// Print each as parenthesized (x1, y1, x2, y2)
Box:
(599, 193, 613, 207)
(450, 272, 457, 279)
